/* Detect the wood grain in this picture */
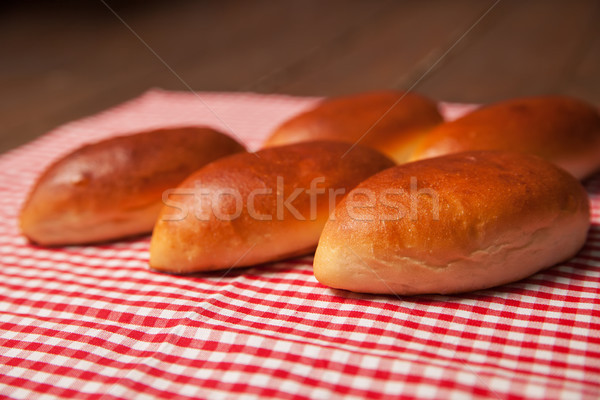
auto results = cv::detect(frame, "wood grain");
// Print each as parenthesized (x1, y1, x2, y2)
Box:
(416, 0, 600, 102)
(1, 0, 598, 154)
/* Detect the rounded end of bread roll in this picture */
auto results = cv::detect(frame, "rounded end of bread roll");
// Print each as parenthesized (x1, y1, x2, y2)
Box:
(20, 126, 245, 246)
(263, 90, 443, 163)
(314, 151, 590, 295)
(150, 214, 325, 274)
(409, 95, 600, 180)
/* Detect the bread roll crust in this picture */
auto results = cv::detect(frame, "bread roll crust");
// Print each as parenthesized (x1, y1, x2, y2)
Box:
(263, 90, 443, 163)
(314, 151, 590, 295)
(149, 141, 395, 273)
(20, 126, 245, 245)
(410, 95, 600, 179)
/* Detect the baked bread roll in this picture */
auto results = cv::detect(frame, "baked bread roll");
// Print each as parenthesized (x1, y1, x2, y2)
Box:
(150, 141, 395, 273)
(262, 90, 443, 163)
(20, 126, 245, 246)
(314, 151, 590, 295)
(410, 95, 600, 180)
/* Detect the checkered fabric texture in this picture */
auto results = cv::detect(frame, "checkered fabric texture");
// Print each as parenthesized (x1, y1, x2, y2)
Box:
(0, 90, 598, 400)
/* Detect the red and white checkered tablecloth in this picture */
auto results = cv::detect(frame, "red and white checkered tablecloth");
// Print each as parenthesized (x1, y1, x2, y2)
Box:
(0, 90, 599, 400)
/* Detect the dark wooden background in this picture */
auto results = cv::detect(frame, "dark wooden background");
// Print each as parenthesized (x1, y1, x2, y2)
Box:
(1, 0, 599, 154)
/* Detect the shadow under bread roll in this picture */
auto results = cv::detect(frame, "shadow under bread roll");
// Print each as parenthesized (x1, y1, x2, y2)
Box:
(20, 126, 246, 246)
(150, 141, 395, 273)
(262, 90, 443, 164)
(409, 95, 600, 180)
(314, 151, 590, 295)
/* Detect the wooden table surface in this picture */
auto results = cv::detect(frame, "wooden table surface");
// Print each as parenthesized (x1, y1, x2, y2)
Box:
(1, 0, 599, 154)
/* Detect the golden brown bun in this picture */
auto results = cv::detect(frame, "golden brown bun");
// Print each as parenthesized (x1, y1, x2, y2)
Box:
(150, 141, 395, 273)
(262, 90, 443, 163)
(410, 95, 600, 179)
(20, 126, 245, 246)
(314, 151, 590, 295)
